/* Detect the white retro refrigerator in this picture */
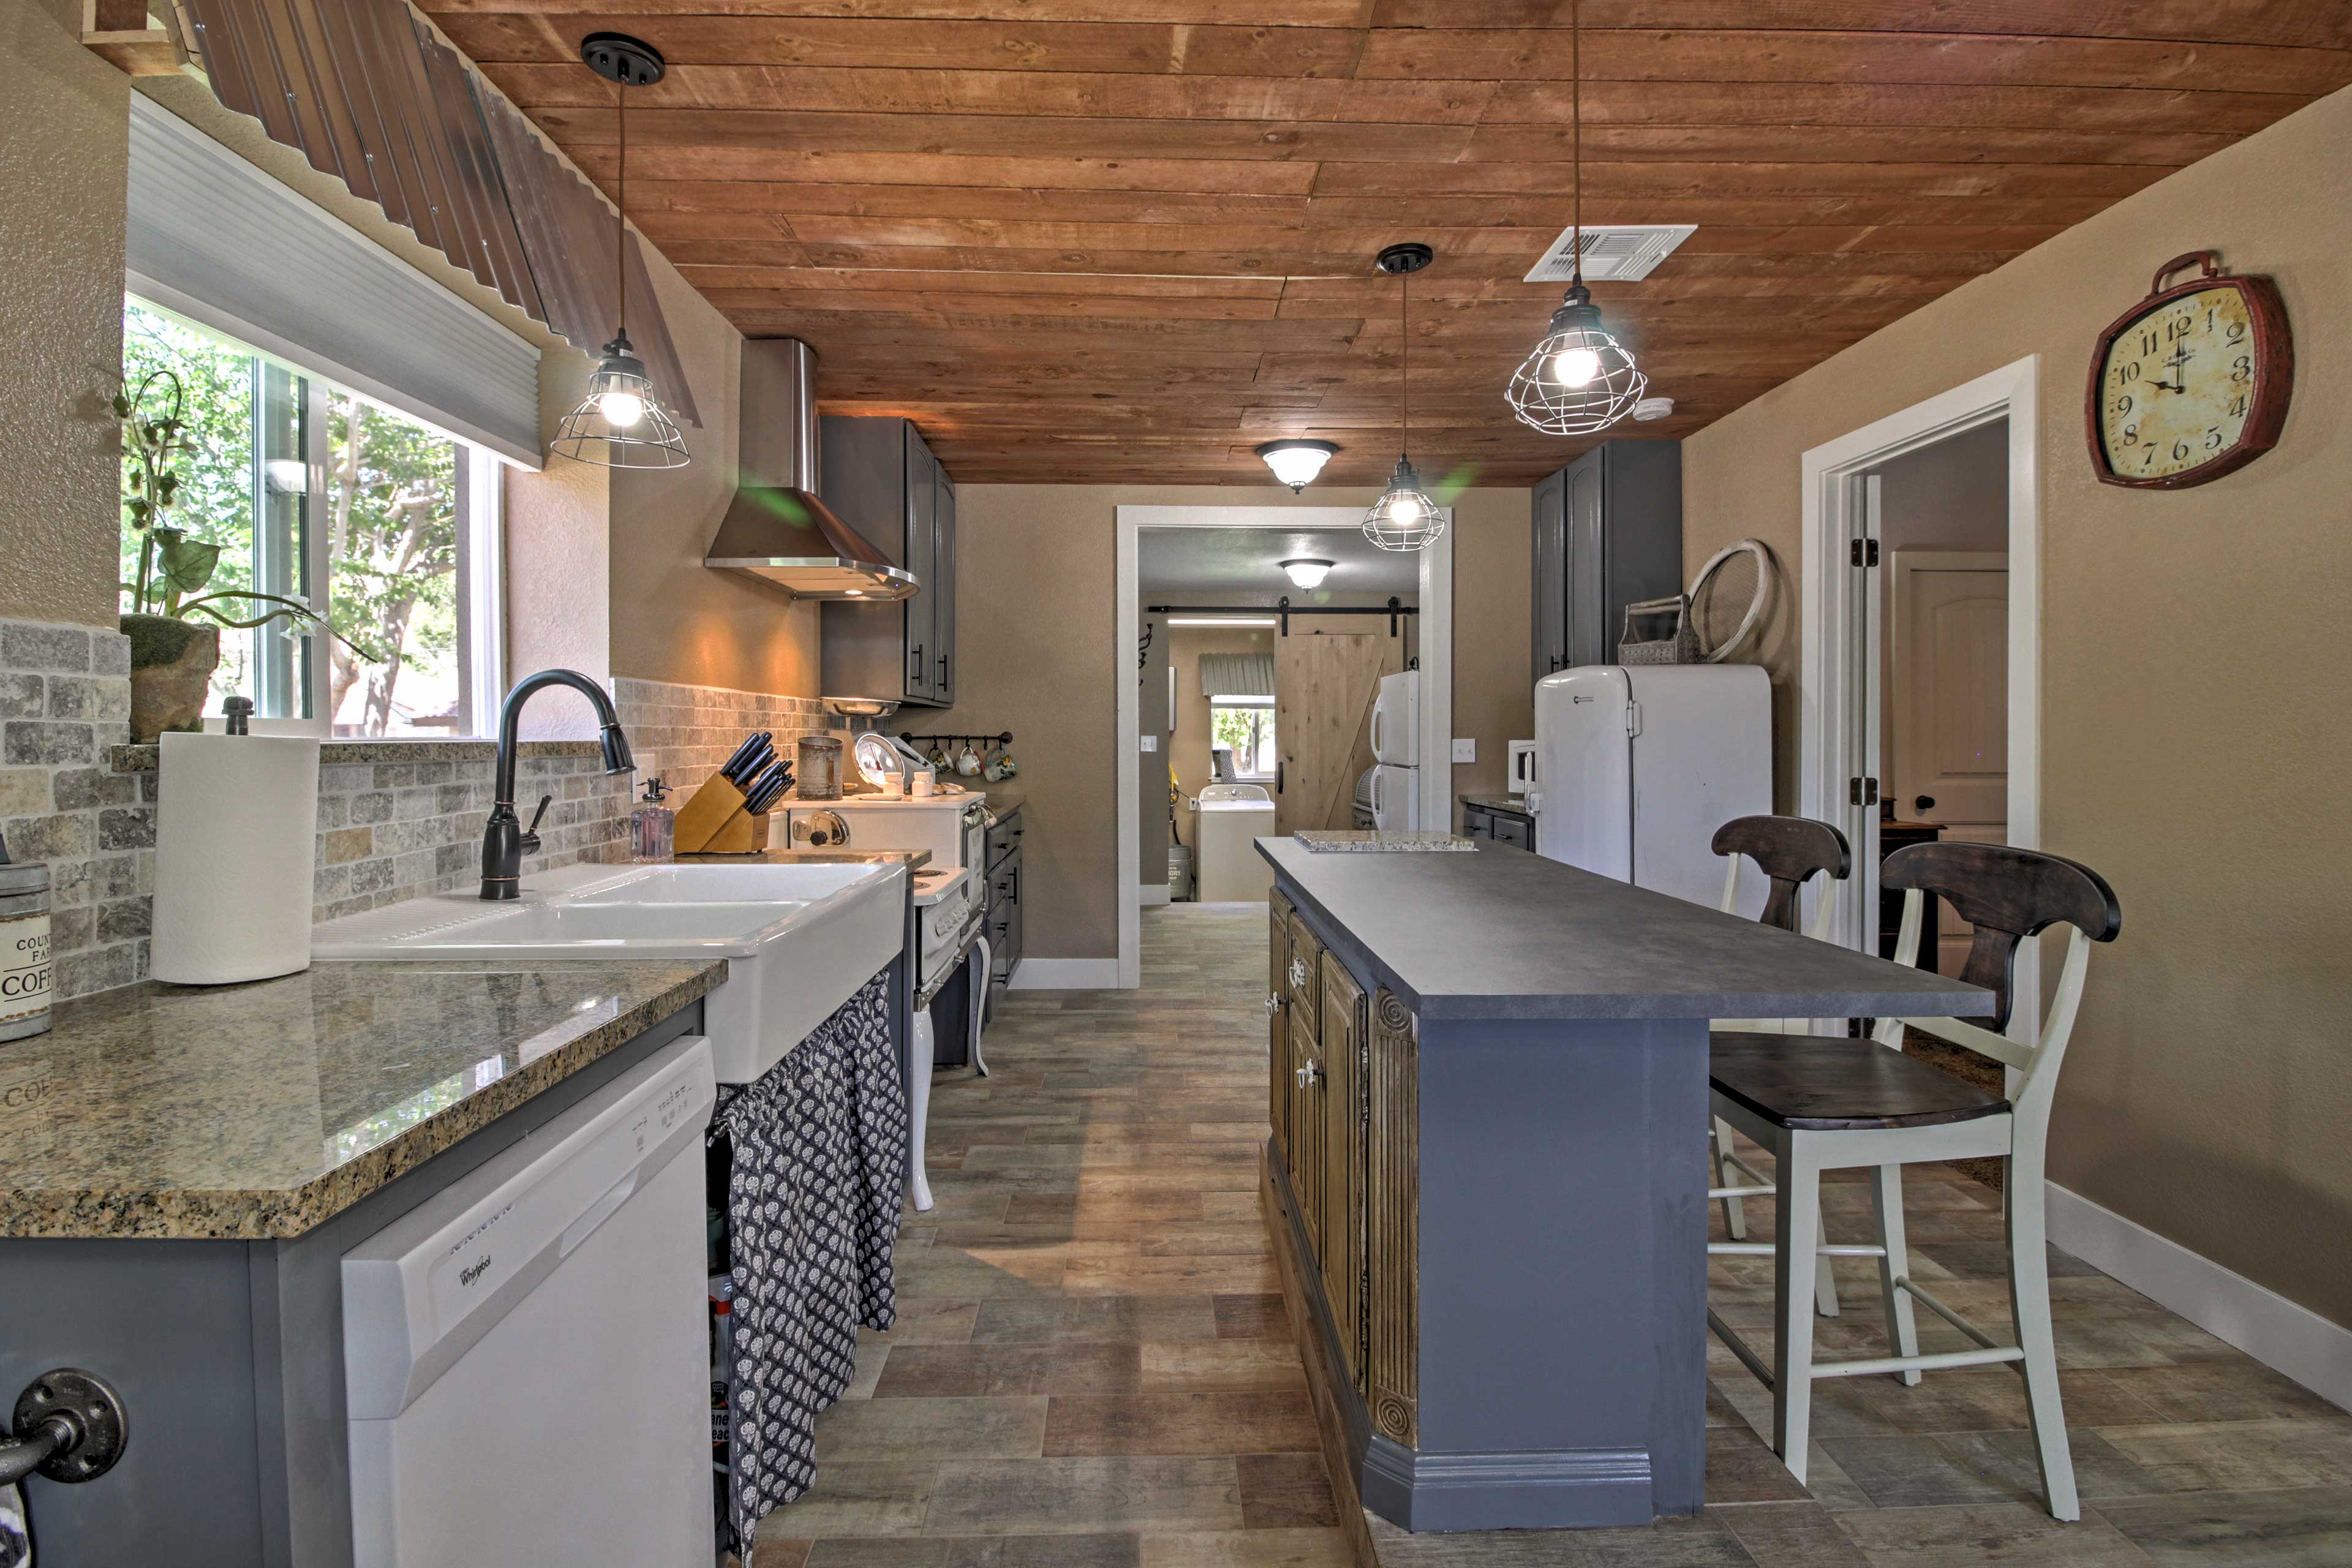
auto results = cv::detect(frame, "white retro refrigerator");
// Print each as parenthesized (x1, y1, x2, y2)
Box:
(1367, 670, 1419, 830)
(1530, 664, 1771, 911)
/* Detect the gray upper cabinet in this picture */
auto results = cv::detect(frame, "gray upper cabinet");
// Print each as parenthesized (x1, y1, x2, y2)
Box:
(820, 416, 959, 707)
(1530, 439, 1683, 688)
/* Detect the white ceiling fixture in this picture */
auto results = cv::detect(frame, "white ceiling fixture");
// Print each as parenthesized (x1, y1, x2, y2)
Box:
(1255, 439, 1338, 491)
(1521, 224, 1697, 285)
(1280, 558, 1334, 589)
(1632, 396, 1676, 422)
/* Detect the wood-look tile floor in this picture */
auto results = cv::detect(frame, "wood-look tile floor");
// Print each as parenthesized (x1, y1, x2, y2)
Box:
(752, 906, 2352, 1568)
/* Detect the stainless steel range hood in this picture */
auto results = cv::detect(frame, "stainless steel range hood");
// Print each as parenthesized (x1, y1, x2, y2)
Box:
(704, 339, 916, 600)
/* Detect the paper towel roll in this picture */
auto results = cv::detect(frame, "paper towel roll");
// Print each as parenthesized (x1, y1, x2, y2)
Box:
(149, 732, 322, 986)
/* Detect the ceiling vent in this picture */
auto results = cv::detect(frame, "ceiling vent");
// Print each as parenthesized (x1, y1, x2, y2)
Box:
(1522, 224, 1695, 284)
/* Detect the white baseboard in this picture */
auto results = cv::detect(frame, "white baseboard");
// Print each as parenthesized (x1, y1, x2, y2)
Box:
(1007, 958, 1123, 990)
(1138, 883, 1171, 907)
(2048, 1182, 2352, 1413)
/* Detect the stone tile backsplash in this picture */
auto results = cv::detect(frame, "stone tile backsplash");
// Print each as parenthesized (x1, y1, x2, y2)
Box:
(612, 676, 843, 798)
(0, 616, 844, 1001)
(0, 619, 143, 1000)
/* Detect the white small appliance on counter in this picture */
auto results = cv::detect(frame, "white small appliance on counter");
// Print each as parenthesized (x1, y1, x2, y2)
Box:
(1368, 669, 1420, 831)
(1531, 664, 1770, 912)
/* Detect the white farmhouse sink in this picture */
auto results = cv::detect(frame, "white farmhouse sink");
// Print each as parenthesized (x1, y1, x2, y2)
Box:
(313, 860, 908, 1083)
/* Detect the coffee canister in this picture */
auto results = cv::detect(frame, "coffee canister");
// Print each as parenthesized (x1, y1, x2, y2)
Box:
(0, 861, 54, 1042)
(796, 734, 843, 801)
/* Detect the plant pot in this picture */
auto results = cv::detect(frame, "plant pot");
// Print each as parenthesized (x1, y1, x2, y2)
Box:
(122, 614, 219, 743)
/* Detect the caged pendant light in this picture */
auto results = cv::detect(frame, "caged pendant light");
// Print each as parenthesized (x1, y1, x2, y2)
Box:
(551, 33, 690, 469)
(1362, 243, 1444, 553)
(1505, 0, 1646, 436)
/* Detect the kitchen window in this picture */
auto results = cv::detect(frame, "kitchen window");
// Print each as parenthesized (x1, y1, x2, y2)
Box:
(120, 297, 505, 736)
(1210, 696, 1277, 780)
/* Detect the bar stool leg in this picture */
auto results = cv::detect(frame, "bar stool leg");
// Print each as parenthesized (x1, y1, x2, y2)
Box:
(1771, 1132, 1823, 1482)
(2006, 1153, 2080, 1520)
(1815, 1211, 1841, 1319)
(1871, 1163, 1921, 1385)
(1711, 1117, 1747, 1240)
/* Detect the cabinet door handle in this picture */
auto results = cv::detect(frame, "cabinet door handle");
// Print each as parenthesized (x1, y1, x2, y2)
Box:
(939, 654, 950, 687)
(1295, 1063, 1322, 1089)
(1265, 992, 1283, 1017)
(908, 644, 924, 684)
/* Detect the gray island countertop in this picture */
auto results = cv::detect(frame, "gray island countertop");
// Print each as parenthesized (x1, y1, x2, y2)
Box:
(1257, 835, 1990, 1023)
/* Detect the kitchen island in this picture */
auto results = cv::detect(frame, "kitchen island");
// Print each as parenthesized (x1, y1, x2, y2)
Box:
(1254, 837, 1990, 1537)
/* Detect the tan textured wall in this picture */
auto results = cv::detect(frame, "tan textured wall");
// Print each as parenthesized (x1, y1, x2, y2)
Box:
(608, 264, 823, 698)
(1681, 85, 2352, 1327)
(2, 0, 130, 628)
(932, 484, 1529, 960)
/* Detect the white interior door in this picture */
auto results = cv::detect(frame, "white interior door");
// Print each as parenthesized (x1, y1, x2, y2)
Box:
(1889, 550, 2010, 971)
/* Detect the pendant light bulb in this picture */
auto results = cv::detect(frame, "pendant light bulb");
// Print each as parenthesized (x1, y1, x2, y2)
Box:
(1550, 345, 1602, 388)
(552, 34, 690, 470)
(1502, 0, 1648, 437)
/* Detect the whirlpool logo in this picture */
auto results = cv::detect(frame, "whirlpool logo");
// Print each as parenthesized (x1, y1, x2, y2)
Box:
(459, 1254, 494, 1287)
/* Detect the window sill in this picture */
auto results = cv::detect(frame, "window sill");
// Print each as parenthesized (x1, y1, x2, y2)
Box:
(110, 737, 606, 774)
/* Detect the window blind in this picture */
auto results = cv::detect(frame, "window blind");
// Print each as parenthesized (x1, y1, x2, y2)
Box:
(126, 95, 544, 468)
(1198, 652, 1276, 698)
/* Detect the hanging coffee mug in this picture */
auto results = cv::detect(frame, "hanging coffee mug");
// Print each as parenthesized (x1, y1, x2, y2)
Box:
(957, 743, 981, 777)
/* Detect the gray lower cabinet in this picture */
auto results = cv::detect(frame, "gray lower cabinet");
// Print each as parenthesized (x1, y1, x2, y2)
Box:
(1461, 802, 1534, 851)
(1531, 439, 1684, 685)
(986, 804, 1025, 984)
(820, 416, 958, 707)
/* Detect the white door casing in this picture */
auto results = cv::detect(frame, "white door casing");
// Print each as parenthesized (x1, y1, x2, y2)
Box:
(1799, 355, 2040, 1046)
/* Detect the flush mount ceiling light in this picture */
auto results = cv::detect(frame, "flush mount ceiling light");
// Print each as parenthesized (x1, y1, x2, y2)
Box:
(1363, 242, 1444, 554)
(1280, 557, 1335, 589)
(1504, 0, 1647, 437)
(551, 32, 688, 470)
(1255, 439, 1339, 492)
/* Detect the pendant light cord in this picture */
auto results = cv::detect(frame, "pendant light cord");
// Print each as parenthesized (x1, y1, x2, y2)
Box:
(1569, 0, 1583, 290)
(615, 74, 628, 337)
(1400, 267, 1411, 463)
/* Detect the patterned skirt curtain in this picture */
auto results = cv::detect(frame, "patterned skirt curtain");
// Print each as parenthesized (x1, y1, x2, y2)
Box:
(716, 971, 907, 1545)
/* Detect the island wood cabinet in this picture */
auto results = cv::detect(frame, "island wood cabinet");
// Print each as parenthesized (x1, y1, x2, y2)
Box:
(1266, 894, 1419, 1446)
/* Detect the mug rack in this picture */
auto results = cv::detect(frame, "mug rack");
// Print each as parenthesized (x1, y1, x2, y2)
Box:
(899, 731, 1014, 749)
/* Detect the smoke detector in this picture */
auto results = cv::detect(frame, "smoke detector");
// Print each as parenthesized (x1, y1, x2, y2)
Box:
(1630, 396, 1676, 423)
(1523, 224, 1695, 284)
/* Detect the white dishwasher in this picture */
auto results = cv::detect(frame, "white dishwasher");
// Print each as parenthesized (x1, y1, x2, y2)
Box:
(342, 1033, 718, 1568)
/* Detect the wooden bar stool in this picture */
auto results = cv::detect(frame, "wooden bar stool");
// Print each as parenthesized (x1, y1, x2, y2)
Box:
(1706, 842, 2122, 1520)
(1707, 815, 1850, 1319)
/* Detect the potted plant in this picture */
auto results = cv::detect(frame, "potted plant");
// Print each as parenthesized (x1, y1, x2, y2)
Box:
(115, 370, 370, 741)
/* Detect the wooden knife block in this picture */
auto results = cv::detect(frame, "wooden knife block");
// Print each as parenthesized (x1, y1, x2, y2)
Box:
(673, 775, 772, 855)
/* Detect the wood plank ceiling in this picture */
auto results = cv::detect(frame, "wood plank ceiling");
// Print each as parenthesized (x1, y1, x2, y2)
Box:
(421, 1, 2352, 486)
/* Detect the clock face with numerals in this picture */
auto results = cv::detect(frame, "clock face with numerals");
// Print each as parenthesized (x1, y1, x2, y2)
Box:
(2087, 255, 2292, 489)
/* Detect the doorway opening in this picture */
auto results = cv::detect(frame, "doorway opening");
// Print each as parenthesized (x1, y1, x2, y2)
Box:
(1800, 356, 2041, 1045)
(1116, 506, 1452, 990)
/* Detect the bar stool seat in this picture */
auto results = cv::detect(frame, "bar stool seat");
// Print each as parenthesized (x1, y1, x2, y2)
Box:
(1709, 1031, 2008, 1131)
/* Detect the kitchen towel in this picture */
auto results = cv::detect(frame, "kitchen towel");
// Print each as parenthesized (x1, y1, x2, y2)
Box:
(715, 971, 906, 1548)
(149, 732, 320, 984)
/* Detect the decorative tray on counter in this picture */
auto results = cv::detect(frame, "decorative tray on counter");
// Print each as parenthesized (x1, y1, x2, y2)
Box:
(1294, 831, 1478, 853)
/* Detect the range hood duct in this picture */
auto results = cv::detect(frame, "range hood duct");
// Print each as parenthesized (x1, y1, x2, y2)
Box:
(704, 339, 916, 600)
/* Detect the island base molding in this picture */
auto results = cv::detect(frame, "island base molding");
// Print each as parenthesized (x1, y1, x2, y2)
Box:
(1261, 1148, 1664, 1545)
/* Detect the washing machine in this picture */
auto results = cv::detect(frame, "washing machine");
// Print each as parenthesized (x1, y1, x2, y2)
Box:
(1191, 783, 1276, 903)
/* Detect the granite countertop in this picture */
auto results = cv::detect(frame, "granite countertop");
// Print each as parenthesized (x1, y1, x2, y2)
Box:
(1257, 837, 1991, 1024)
(0, 960, 722, 1241)
(1460, 793, 1534, 816)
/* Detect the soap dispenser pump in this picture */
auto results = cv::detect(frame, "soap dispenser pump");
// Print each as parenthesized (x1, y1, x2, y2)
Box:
(631, 775, 674, 862)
